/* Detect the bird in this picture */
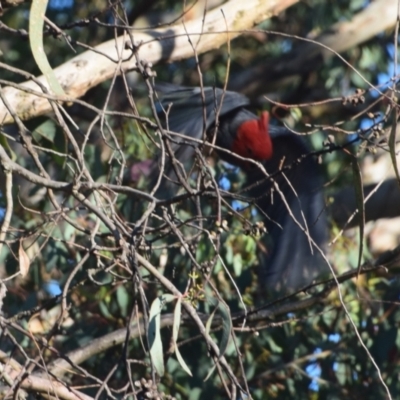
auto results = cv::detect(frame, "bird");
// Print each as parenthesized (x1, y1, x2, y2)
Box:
(152, 83, 328, 293)
(152, 83, 273, 194)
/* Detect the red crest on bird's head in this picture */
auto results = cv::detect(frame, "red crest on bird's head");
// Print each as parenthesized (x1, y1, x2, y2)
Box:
(232, 111, 273, 162)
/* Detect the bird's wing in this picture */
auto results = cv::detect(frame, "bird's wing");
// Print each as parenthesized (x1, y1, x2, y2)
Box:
(246, 128, 329, 294)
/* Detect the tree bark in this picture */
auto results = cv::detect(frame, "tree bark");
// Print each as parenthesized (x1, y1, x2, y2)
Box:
(0, 0, 297, 124)
(230, 0, 400, 97)
(330, 178, 400, 229)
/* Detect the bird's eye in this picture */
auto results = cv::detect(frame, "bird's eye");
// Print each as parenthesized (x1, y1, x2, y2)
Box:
(246, 147, 253, 155)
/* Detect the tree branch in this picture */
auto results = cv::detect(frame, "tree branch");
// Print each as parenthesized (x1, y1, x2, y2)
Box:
(0, 0, 297, 124)
(231, 0, 400, 97)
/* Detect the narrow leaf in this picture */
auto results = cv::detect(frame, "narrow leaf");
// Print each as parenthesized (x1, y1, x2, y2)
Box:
(148, 297, 165, 377)
(116, 285, 129, 318)
(216, 300, 233, 360)
(351, 156, 365, 278)
(19, 241, 30, 277)
(389, 110, 400, 186)
(0, 135, 17, 161)
(29, 0, 65, 96)
(204, 297, 218, 382)
(172, 297, 192, 376)
(204, 296, 233, 382)
(204, 364, 217, 382)
(172, 297, 181, 343)
(205, 307, 217, 336)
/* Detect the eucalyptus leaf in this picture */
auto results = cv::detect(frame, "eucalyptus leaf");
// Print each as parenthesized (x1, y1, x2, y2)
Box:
(351, 156, 365, 277)
(216, 300, 233, 361)
(232, 253, 243, 276)
(32, 120, 56, 143)
(116, 285, 129, 318)
(29, 0, 65, 96)
(148, 296, 165, 377)
(172, 297, 192, 376)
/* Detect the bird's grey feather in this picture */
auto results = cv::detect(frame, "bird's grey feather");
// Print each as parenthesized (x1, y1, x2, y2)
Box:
(246, 129, 328, 293)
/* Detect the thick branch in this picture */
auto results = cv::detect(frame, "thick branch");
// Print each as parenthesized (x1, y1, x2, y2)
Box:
(0, 352, 93, 400)
(231, 0, 399, 97)
(0, 0, 297, 124)
(330, 178, 400, 229)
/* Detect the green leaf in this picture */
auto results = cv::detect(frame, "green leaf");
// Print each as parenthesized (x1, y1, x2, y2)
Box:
(225, 244, 233, 264)
(216, 300, 233, 361)
(335, 362, 347, 386)
(148, 296, 165, 377)
(389, 109, 400, 186)
(204, 298, 218, 382)
(116, 285, 129, 318)
(204, 364, 216, 382)
(32, 119, 56, 143)
(245, 236, 256, 253)
(204, 296, 233, 381)
(232, 253, 242, 276)
(29, 0, 65, 96)
(172, 297, 192, 376)
(205, 307, 217, 336)
(99, 301, 113, 320)
(351, 156, 365, 277)
(0, 134, 17, 161)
